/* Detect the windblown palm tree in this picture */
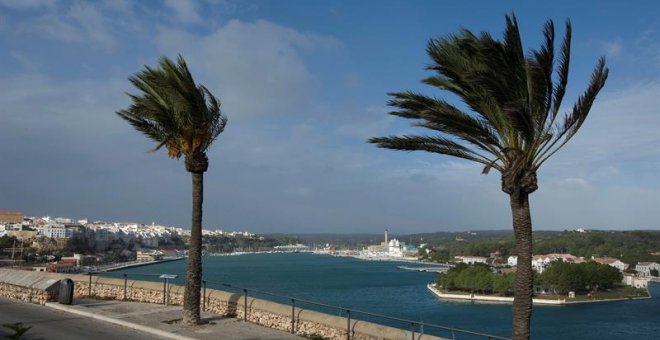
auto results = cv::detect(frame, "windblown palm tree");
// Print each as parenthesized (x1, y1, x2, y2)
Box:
(117, 55, 227, 326)
(369, 15, 607, 340)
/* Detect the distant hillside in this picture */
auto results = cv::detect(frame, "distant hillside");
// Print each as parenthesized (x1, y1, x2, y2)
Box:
(269, 229, 660, 265)
(262, 233, 385, 246)
(406, 229, 660, 265)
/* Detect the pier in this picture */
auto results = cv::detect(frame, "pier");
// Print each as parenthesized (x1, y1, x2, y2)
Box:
(397, 265, 450, 273)
(96, 257, 185, 272)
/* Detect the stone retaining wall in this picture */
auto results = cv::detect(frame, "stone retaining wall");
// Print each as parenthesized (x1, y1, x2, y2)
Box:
(0, 269, 445, 340)
(0, 282, 56, 304)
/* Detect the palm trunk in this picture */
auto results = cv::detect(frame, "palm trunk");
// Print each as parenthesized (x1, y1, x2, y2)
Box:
(510, 191, 533, 340)
(182, 171, 203, 326)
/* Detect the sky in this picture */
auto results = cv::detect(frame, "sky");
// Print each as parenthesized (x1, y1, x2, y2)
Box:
(1, 0, 659, 233)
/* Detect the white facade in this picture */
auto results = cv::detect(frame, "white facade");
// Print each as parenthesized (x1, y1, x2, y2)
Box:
(387, 239, 403, 257)
(531, 254, 584, 273)
(455, 256, 488, 264)
(592, 257, 628, 272)
(42, 224, 72, 239)
(635, 262, 660, 277)
(507, 256, 518, 266)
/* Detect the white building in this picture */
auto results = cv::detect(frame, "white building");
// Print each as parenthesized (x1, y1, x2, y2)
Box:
(507, 256, 518, 266)
(591, 257, 628, 272)
(387, 239, 403, 257)
(455, 256, 488, 265)
(635, 262, 660, 277)
(623, 273, 649, 288)
(42, 224, 72, 239)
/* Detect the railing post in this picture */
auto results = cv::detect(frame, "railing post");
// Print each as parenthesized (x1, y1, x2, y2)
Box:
(411, 322, 415, 340)
(123, 273, 127, 300)
(162, 278, 167, 305)
(291, 298, 295, 334)
(346, 309, 351, 340)
(202, 280, 206, 312)
(243, 289, 248, 322)
(88, 272, 92, 297)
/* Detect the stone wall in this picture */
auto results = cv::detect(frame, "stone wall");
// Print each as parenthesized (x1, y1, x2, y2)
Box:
(0, 269, 445, 340)
(0, 282, 56, 304)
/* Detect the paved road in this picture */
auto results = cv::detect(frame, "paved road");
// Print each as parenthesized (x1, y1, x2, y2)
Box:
(0, 298, 159, 340)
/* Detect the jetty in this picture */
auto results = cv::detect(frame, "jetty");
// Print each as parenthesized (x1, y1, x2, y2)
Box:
(397, 265, 450, 273)
(96, 256, 185, 272)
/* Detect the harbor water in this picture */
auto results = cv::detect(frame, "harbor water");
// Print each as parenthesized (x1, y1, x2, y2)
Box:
(110, 253, 660, 339)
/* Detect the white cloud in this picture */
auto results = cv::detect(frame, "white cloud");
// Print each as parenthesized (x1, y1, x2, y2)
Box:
(164, 0, 202, 24)
(154, 19, 340, 119)
(18, 2, 116, 50)
(67, 2, 116, 49)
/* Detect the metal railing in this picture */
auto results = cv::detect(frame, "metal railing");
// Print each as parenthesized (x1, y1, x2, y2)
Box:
(87, 271, 509, 340)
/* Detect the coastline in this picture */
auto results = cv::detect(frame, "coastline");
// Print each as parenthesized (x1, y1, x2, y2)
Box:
(97, 256, 185, 272)
(427, 283, 652, 305)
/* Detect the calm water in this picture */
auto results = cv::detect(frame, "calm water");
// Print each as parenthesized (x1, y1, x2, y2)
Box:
(107, 253, 660, 339)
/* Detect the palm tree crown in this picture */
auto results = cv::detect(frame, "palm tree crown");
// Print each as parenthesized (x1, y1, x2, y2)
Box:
(117, 55, 227, 171)
(369, 15, 608, 193)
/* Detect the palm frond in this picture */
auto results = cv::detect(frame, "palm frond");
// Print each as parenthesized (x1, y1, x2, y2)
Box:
(369, 135, 502, 171)
(370, 14, 607, 177)
(535, 57, 608, 167)
(117, 55, 227, 159)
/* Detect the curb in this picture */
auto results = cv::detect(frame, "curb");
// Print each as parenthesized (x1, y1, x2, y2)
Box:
(44, 302, 196, 340)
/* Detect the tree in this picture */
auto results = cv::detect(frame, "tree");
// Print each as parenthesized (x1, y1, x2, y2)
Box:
(116, 56, 227, 325)
(369, 15, 607, 340)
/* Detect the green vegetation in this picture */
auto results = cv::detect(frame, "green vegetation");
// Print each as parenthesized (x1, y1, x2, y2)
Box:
(537, 261, 622, 294)
(0, 235, 17, 249)
(437, 263, 515, 295)
(439, 261, 626, 298)
(533, 230, 660, 265)
(204, 235, 302, 253)
(413, 230, 660, 266)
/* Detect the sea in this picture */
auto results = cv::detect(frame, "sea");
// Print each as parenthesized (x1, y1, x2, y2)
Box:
(103, 253, 660, 340)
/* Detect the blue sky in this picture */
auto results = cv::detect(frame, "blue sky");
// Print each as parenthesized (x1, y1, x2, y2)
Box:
(1, 0, 659, 233)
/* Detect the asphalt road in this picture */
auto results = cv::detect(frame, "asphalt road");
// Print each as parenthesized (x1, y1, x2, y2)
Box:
(0, 297, 159, 340)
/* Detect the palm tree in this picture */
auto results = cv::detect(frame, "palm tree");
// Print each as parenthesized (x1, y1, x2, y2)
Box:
(369, 15, 607, 340)
(116, 55, 227, 326)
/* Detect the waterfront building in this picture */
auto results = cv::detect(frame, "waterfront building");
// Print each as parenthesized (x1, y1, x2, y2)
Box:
(622, 273, 650, 288)
(387, 239, 403, 257)
(591, 256, 628, 272)
(635, 262, 660, 277)
(455, 256, 488, 264)
(136, 250, 163, 262)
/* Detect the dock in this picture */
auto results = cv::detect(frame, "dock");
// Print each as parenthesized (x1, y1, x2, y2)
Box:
(95, 257, 185, 272)
(397, 265, 450, 273)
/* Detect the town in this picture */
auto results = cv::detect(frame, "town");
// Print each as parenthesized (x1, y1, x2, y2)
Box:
(0, 210, 257, 273)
